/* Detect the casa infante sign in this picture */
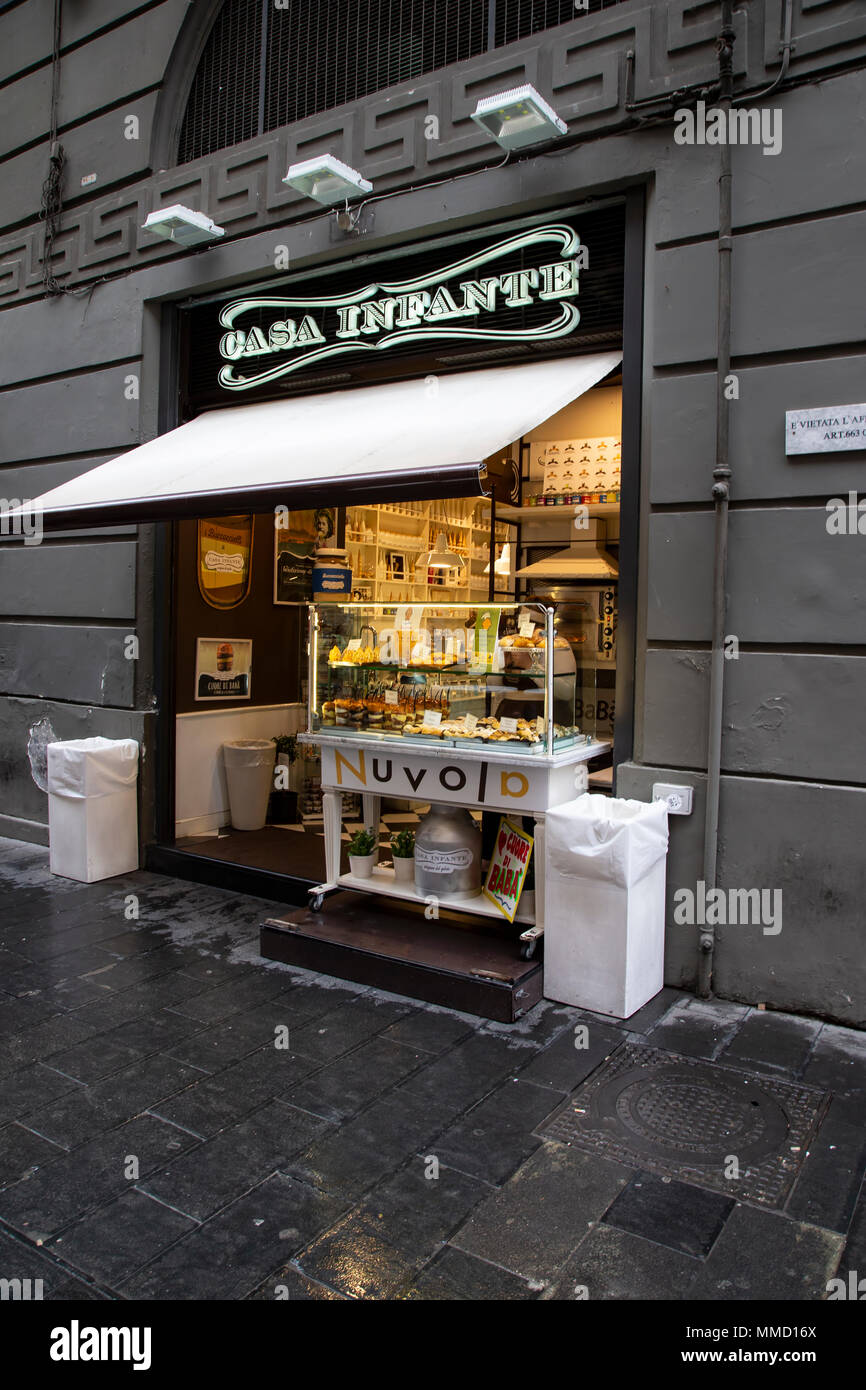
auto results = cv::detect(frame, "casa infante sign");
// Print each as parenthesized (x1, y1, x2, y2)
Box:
(217, 225, 586, 390)
(785, 404, 866, 454)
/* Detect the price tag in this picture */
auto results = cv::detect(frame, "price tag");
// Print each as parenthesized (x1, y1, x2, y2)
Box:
(518, 620, 535, 639)
(346, 638, 362, 652)
(385, 689, 399, 705)
(462, 713, 478, 732)
(535, 716, 545, 734)
(499, 716, 518, 734)
(421, 710, 442, 728)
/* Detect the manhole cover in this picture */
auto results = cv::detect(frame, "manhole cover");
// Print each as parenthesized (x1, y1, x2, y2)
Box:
(536, 1044, 829, 1207)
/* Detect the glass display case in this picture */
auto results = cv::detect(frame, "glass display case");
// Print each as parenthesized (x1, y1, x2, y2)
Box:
(307, 601, 600, 757)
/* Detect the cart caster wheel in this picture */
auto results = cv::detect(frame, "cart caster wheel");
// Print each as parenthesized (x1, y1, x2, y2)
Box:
(309, 893, 324, 913)
(520, 940, 536, 961)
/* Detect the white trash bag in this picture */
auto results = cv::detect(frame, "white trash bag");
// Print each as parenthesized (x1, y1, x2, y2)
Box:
(47, 737, 139, 883)
(544, 794, 669, 1019)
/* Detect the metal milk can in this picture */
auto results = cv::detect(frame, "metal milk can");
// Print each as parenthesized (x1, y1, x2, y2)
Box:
(414, 803, 482, 899)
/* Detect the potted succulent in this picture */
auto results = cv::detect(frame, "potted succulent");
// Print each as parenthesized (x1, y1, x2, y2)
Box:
(347, 826, 378, 878)
(390, 827, 416, 882)
(269, 734, 299, 823)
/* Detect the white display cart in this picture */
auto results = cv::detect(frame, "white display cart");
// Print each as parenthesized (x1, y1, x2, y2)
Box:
(302, 731, 610, 958)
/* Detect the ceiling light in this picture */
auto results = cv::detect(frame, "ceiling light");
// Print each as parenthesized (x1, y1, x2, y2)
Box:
(416, 532, 465, 571)
(484, 542, 512, 577)
(283, 155, 372, 206)
(470, 84, 567, 150)
(141, 205, 225, 246)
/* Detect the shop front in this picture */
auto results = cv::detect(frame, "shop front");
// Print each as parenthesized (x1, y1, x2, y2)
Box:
(25, 195, 643, 1021)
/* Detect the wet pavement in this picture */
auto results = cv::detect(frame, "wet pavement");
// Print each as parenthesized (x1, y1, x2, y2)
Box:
(0, 836, 863, 1301)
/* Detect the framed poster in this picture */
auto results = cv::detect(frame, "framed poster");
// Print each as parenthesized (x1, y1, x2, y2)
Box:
(194, 638, 252, 701)
(197, 516, 253, 609)
(384, 551, 405, 580)
(274, 508, 336, 604)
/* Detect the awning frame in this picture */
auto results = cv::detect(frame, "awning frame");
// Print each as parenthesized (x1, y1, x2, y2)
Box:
(22, 353, 622, 533)
(36, 463, 488, 532)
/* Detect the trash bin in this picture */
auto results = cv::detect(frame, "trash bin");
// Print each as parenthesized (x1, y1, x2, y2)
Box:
(47, 737, 140, 882)
(223, 740, 276, 831)
(543, 794, 669, 1019)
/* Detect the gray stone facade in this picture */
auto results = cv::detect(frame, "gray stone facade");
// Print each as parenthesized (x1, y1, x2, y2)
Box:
(1, 1, 864, 1022)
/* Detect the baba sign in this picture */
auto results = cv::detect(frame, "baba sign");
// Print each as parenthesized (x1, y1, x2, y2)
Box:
(483, 817, 534, 922)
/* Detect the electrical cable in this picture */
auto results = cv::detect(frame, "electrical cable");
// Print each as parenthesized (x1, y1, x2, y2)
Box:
(39, 0, 65, 294)
(734, 0, 793, 104)
(37, 0, 111, 300)
(354, 147, 511, 219)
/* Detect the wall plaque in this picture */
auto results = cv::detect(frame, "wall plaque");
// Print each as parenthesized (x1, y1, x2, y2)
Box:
(786, 404, 866, 454)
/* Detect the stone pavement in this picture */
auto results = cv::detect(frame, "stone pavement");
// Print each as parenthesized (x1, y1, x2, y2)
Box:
(0, 836, 863, 1302)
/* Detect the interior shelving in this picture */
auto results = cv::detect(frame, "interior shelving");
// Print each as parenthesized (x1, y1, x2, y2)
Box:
(346, 499, 511, 602)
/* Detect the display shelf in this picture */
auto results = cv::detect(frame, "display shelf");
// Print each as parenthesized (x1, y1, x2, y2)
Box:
(306, 730, 610, 768)
(482, 502, 620, 522)
(336, 866, 535, 923)
(346, 499, 504, 602)
(326, 660, 480, 674)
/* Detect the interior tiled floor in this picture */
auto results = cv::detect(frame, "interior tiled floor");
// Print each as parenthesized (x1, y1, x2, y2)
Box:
(174, 809, 432, 879)
(0, 836, 863, 1301)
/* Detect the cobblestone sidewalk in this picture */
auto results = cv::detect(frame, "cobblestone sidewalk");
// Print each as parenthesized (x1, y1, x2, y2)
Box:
(0, 837, 863, 1301)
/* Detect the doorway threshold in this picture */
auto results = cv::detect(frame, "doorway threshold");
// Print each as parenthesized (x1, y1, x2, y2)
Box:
(146, 843, 313, 907)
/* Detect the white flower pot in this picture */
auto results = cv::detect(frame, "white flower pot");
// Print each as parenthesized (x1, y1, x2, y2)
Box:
(393, 855, 415, 882)
(349, 852, 376, 878)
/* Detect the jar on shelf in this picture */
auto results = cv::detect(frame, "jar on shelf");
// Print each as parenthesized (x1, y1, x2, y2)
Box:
(313, 549, 353, 600)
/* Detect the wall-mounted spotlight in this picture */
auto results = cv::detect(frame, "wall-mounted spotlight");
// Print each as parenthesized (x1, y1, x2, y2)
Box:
(141, 204, 225, 246)
(470, 84, 567, 150)
(283, 154, 373, 206)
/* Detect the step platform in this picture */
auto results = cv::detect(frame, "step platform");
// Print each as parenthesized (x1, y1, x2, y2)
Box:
(260, 891, 543, 1023)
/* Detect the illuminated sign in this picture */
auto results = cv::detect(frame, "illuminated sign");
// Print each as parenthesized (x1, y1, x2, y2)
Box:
(217, 225, 586, 391)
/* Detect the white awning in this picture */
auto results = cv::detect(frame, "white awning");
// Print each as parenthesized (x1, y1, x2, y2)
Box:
(25, 353, 622, 530)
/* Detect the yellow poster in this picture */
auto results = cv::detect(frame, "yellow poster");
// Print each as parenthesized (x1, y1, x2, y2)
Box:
(473, 605, 501, 669)
(197, 516, 253, 609)
(483, 816, 534, 922)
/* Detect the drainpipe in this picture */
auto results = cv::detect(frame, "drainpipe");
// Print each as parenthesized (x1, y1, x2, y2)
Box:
(698, 0, 736, 998)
